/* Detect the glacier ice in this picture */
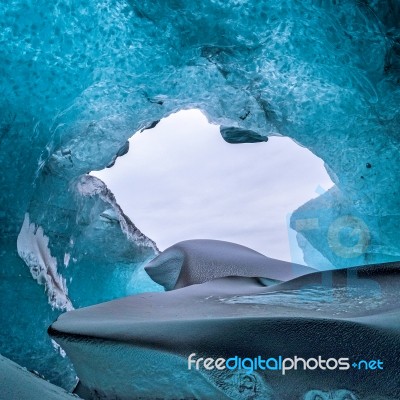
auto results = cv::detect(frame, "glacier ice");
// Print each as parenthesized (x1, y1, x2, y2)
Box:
(0, 354, 80, 400)
(17, 213, 73, 311)
(303, 390, 357, 400)
(50, 260, 400, 399)
(145, 239, 315, 290)
(0, 0, 399, 390)
(1, 172, 160, 388)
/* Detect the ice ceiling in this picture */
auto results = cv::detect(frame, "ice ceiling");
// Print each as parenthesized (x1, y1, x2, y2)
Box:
(0, 0, 399, 389)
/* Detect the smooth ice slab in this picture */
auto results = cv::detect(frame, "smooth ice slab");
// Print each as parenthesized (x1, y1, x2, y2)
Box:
(144, 239, 315, 290)
(0, 354, 79, 400)
(50, 262, 400, 400)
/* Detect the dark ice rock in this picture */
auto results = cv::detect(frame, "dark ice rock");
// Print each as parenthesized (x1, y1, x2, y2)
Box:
(220, 126, 268, 144)
(144, 239, 315, 290)
(50, 262, 400, 400)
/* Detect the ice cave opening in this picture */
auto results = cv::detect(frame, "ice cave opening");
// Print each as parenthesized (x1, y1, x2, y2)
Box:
(92, 109, 334, 264)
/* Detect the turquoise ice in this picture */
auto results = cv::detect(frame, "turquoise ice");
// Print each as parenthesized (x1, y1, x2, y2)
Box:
(0, 0, 399, 389)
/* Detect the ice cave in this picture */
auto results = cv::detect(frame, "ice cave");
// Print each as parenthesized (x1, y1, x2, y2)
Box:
(0, 0, 399, 399)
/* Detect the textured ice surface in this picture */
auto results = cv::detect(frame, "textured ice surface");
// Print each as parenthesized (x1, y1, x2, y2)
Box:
(0, 354, 80, 400)
(221, 262, 400, 317)
(145, 239, 315, 290)
(50, 262, 400, 400)
(1, 174, 159, 388)
(303, 390, 358, 400)
(17, 213, 73, 311)
(1, 0, 400, 389)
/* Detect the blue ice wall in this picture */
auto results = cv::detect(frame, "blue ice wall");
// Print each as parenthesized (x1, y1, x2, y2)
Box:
(0, 0, 399, 388)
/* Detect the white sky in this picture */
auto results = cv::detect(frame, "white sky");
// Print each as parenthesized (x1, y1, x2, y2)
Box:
(92, 109, 333, 263)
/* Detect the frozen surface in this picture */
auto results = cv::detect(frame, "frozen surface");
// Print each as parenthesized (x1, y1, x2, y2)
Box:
(0, 354, 79, 400)
(50, 262, 400, 400)
(0, 0, 399, 388)
(1, 174, 159, 388)
(17, 213, 73, 311)
(145, 239, 315, 290)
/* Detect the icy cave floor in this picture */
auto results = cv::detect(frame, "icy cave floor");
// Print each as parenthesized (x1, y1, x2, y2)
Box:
(0, 354, 78, 400)
(44, 240, 400, 400)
